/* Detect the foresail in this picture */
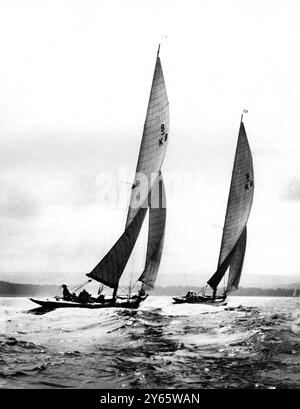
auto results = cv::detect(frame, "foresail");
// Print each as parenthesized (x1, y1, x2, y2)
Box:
(207, 246, 232, 290)
(126, 49, 169, 227)
(226, 226, 247, 292)
(138, 173, 166, 290)
(207, 226, 246, 291)
(86, 206, 148, 288)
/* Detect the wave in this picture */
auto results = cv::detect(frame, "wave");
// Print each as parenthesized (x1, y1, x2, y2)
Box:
(1, 296, 299, 388)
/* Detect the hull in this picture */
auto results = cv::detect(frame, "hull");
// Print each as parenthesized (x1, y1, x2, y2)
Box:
(172, 296, 227, 306)
(29, 296, 147, 310)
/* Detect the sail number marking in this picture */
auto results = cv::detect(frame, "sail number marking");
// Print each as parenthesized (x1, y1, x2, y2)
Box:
(159, 123, 168, 147)
(245, 172, 254, 190)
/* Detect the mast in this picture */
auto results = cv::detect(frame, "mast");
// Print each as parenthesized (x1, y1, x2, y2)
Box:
(86, 45, 169, 296)
(207, 112, 254, 294)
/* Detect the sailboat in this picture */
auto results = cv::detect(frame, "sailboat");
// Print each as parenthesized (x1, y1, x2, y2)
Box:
(30, 45, 169, 310)
(293, 288, 299, 297)
(173, 112, 254, 305)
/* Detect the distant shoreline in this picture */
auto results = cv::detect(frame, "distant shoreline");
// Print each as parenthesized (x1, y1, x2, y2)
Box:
(0, 281, 298, 298)
(0, 294, 298, 298)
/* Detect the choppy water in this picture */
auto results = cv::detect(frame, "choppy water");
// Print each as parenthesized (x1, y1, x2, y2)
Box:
(0, 296, 299, 389)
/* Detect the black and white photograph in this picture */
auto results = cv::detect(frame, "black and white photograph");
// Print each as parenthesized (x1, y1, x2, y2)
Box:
(0, 0, 299, 394)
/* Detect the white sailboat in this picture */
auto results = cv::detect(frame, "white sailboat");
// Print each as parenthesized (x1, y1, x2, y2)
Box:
(30, 45, 169, 310)
(173, 113, 254, 305)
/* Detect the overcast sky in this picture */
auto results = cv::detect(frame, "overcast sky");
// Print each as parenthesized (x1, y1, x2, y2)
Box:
(1, 0, 300, 287)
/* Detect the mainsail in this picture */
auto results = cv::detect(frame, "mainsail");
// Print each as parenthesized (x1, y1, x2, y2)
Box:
(207, 121, 254, 292)
(138, 172, 166, 290)
(126, 45, 169, 227)
(86, 46, 168, 295)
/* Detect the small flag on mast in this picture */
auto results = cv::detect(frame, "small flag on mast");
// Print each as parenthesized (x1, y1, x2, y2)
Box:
(243, 109, 248, 113)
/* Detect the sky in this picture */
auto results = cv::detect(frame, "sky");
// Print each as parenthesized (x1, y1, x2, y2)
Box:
(0, 0, 300, 287)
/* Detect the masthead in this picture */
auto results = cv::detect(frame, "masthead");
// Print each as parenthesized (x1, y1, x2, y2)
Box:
(241, 109, 248, 123)
(157, 43, 161, 57)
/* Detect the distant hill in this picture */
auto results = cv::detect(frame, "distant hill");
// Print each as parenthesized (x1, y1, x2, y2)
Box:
(0, 281, 299, 297)
(152, 286, 298, 297)
(0, 281, 57, 297)
(1, 271, 300, 289)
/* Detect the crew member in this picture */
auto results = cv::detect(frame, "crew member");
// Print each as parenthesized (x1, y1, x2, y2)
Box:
(62, 284, 73, 301)
(77, 289, 92, 304)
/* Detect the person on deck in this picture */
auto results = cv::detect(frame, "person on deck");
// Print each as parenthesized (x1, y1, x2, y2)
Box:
(131, 288, 146, 300)
(62, 284, 73, 301)
(77, 289, 92, 304)
(95, 294, 105, 303)
(138, 288, 145, 298)
(71, 292, 78, 302)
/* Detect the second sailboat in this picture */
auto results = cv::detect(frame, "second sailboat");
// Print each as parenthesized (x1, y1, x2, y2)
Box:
(173, 113, 254, 305)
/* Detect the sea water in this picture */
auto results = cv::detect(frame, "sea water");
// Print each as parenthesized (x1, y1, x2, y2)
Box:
(0, 296, 299, 389)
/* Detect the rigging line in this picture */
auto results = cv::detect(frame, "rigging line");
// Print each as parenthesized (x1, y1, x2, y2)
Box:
(129, 255, 134, 298)
(159, 35, 168, 51)
(117, 285, 133, 297)
(70, 279, 92, 293)
(58, 170, 100, 287)
(122, 172, 138, 294)
(119, 181, 132, 185)
(120, 280, 139, 297)
(40, 170, 99, 289)
(212, 224, 223, 230)
(55, 285, 62, 298)
(127, 279, 139, 297)
(128, 232, 144, 296)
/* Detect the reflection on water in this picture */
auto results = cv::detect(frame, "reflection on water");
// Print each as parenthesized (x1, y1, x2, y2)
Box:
(0, 296, 299, 388)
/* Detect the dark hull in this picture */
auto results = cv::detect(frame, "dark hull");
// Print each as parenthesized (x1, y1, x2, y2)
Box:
(172, 296, 227, 306)
(29, 296, 146, 310)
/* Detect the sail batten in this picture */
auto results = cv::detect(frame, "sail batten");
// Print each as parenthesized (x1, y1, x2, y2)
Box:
(208, 121, 254, 292)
